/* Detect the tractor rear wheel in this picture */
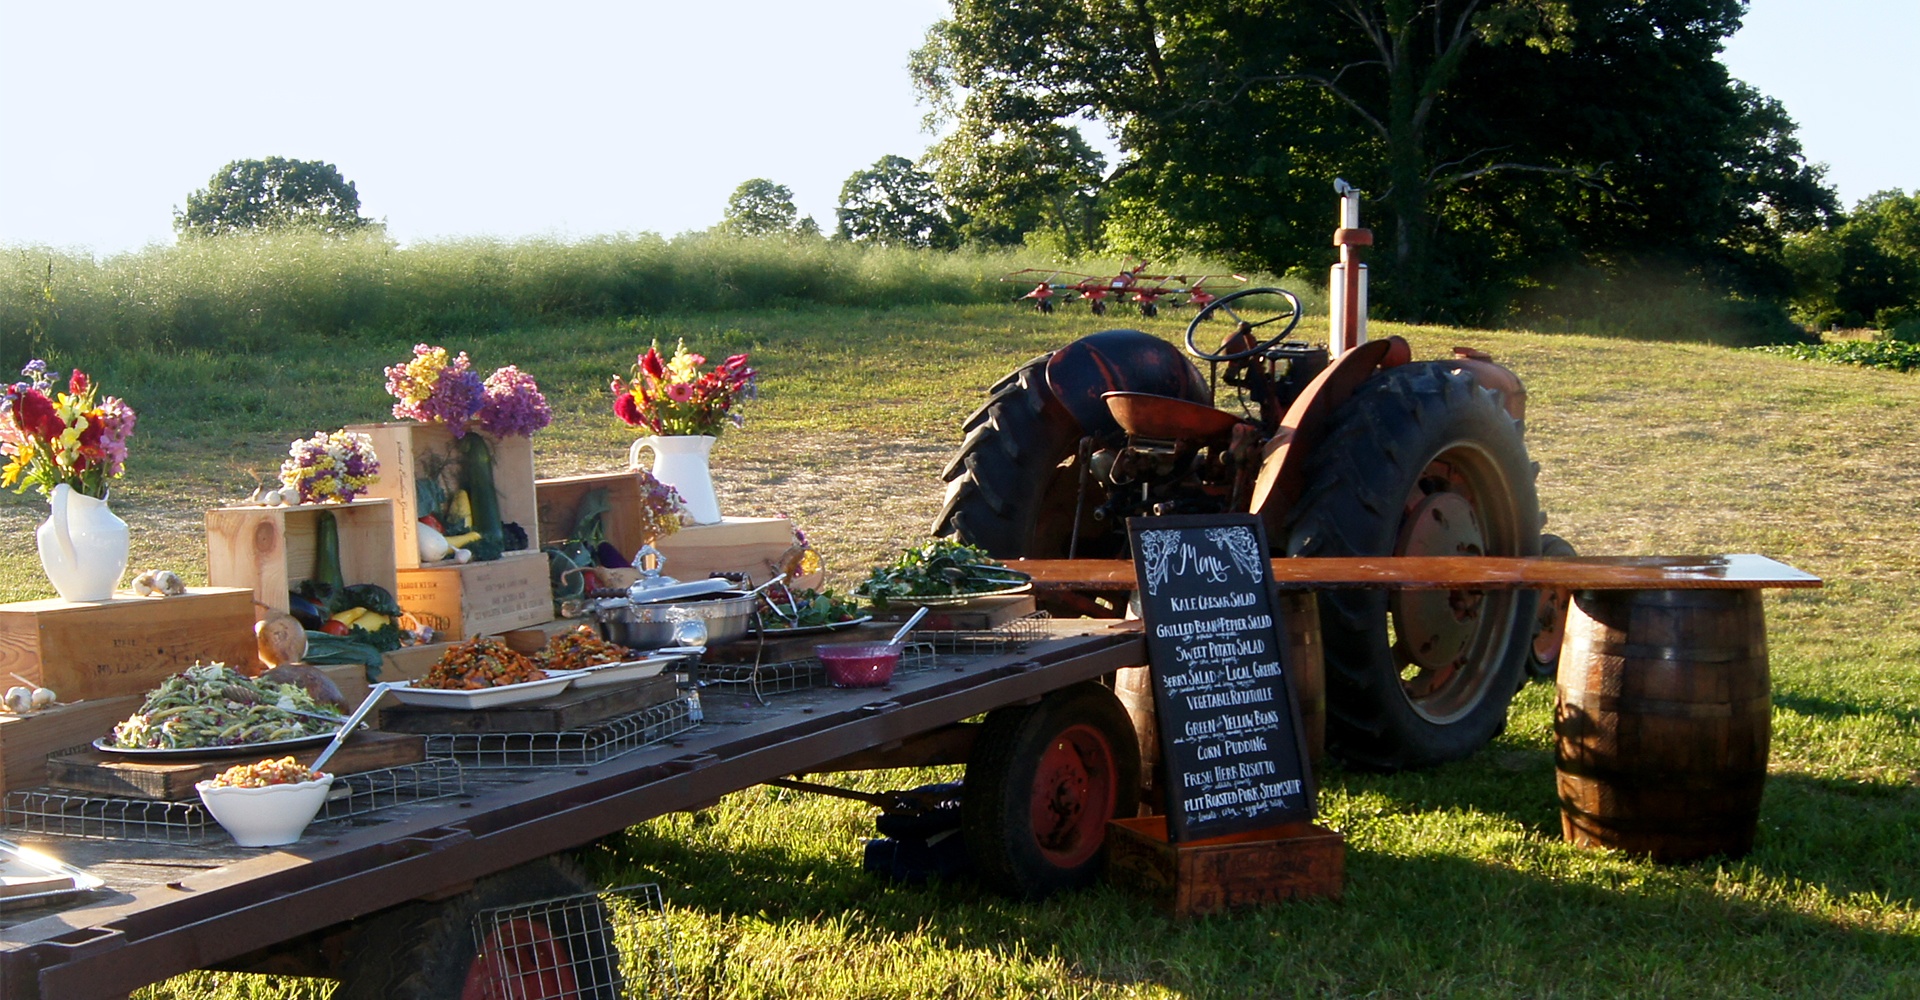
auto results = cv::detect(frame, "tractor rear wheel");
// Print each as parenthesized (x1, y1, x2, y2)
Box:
(934, 356, 1097, 559)
(1285, 362, 1541, 770)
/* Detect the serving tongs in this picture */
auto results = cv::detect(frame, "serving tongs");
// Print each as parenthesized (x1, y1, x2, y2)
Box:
(309, 682, 393, 773)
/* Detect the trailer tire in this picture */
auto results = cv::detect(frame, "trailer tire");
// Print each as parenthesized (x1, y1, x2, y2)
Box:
(962, 682, 1140, 900)
(1285, 361, 1541, 771)
(334, 855, 620, 1000)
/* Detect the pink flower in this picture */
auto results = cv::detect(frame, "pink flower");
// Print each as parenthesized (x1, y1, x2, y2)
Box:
(665, 383, 695, 403)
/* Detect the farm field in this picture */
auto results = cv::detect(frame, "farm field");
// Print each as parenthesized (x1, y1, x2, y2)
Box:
(3, 302, 1916, 998)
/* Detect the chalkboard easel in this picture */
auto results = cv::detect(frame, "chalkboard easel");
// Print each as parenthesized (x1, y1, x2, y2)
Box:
(1128, 513, 1315, 842)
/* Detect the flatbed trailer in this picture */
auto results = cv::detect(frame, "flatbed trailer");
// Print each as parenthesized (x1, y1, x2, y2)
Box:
(0, 621, 1147, 1000)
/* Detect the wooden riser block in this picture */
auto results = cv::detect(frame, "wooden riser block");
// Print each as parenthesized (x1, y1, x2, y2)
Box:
(648, 517, 797, 584)
(0, 588, 257, 701)
(43, 731, 428, 801)
(396, 551, 553, 639)
(378, 673, 679, 735)
(346, 421, 540, 570)
(1106, 816, 1344, 917)
(704, 623, 899, 664)
(205, 499, 399, 620)
(500, 620, 598, 655)
(872, 594, 1036, 632)
(0, 696, 142, 796)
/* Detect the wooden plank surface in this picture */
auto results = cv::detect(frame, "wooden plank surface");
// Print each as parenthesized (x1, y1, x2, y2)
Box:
(377, 673, 678, 734)
(0, 696, 142, 796)
(1016, 554, 1821, 592)
(44, 731, 428, 801)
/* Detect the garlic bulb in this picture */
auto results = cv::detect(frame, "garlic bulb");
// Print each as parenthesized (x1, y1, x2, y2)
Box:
(30, 686, 55, 709)
(3, 686, 31, 714)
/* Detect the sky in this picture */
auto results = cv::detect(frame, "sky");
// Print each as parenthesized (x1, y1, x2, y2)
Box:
(0, 1, 1913, 256)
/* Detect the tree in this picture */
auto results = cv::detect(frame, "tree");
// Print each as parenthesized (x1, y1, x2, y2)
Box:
(721, 178, 806, 237)
(175, 157, 374, 238)
(834, 155, 956, 248)
(1786, 190, 1920, 331)
(922, 121, 1106, 254)
(915, 0, 1835, 324)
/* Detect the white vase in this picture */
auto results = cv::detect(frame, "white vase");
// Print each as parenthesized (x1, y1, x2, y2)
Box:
(36, 483, 131, 602)
(629, 434, 722, 525)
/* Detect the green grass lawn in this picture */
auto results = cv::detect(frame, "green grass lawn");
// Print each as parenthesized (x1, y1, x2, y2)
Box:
(6, 302, 1915, 998)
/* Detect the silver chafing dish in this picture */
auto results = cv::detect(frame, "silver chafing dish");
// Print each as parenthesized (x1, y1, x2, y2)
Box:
(586, 546, 762, 648)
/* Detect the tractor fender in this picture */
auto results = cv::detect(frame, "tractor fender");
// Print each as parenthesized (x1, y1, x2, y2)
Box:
(1444, 347, 1528, 423)
(1249, 336, 1408, 537)
(1043, 329, 1211, 441)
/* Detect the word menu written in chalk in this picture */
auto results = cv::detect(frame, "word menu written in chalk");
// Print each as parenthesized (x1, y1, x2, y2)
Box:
(1129, 513, 1314, 841)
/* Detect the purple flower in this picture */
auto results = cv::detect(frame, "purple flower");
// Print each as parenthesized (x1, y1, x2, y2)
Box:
(477, 365, 552, 438)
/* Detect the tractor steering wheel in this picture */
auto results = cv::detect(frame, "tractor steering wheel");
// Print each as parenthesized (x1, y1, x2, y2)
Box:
(1184, 287, 1304, 362)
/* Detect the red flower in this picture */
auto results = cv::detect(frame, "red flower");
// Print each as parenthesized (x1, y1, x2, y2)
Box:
(76, 413, 105, 457)
(612, 391, 644, 427)
(13, 388, 64, 442)
(69, 370, 89, 396)
(638, 348, 666, 379)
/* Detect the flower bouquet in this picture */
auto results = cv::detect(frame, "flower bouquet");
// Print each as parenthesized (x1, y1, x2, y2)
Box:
(3, 360, 138, 600)
(279, 430, 381, 504)
(611, 341, 756, 438)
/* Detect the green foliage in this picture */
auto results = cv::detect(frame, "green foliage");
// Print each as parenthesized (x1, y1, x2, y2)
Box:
(916, 0, 1836, 325)
(1517, 264, 1812, 346)
(921, 119, 1106, 256)
(1751, 339, 1920, 373)
(721, 178, 814, 238)
(174, 157, 376, 238)
(834, 155, 956, 248)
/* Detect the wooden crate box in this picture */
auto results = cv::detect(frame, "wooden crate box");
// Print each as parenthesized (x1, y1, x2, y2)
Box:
(205, 499, 399, 620)
(1106, 816, 1344, 917)
(346, 421, 540, 569)
(0, 695, 141, 797)
(652, 517, 796, 584)
(0, 588, 258, 701)
(397, 550, 552, 639)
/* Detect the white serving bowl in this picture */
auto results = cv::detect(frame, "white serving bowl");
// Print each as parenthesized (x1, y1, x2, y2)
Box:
(195, 774, 334, 847)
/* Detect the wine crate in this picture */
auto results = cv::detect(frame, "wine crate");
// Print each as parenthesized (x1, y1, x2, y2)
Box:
(204, 499, 399, 620)
(1105, 816, 1344, 917)
(0, 695, 141, 797)
(651, 516, 797, 584)
(346, 421, 540, 569)
(0, 588, 257, 701)
(396, 551, 552, 639)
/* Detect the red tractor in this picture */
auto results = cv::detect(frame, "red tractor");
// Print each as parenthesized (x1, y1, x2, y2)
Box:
(936, 194, 1564, 771)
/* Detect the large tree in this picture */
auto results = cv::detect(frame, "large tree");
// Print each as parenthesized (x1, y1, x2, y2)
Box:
(835, 155, 957, 247)
(175, 157, 375, 238)
(720, 179, 816, 238)
(916, 0, 1834, 323)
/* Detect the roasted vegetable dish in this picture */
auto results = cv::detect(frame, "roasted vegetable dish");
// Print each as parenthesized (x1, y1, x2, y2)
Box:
(417, 637, 546, 690)
(532, 625, 630, 672)
(110, 664, 341, 750)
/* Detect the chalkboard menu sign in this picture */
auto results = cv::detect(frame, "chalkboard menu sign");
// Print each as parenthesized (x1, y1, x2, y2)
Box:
(1129, 513, 1314, 842)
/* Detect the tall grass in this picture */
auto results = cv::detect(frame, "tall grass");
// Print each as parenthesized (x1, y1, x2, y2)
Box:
(0, 233, 1269, 358)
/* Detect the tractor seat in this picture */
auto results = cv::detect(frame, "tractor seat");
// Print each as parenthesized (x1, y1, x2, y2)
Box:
(1102, 391, 1245, 443)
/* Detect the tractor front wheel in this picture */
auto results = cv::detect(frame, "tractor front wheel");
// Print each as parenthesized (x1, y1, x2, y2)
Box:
(1285, 362, 1541, 770)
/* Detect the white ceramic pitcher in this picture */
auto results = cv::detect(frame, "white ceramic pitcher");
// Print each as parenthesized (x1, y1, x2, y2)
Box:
(629, 435, 722, 525)
(37, 483, 130, 601)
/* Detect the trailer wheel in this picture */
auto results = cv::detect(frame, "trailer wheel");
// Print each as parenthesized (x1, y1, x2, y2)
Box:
(334, 856, 620, 1000)
(962, 682, 1140, 899)
(1285, 361, 1541, 770)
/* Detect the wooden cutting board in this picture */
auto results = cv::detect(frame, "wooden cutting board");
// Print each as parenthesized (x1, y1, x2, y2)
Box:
(45, 730, 427, 802)
(871, 594, 1036, 631)
(705, 623, 898, 664)
(378, 674, 679, 735)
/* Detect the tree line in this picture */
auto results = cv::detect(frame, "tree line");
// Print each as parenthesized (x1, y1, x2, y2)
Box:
(173, 1, 1920, 341)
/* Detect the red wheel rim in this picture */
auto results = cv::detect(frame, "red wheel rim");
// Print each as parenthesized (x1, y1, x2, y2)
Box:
(1028, 722, 1118, 868)
(461, 917, 580, 1000)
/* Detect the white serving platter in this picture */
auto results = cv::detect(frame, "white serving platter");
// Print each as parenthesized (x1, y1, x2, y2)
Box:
(387, 670, 584, 710)
(568, 653, 688, 689)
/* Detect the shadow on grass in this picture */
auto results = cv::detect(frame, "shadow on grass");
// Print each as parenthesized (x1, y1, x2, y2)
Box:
(591, 782, 1920, 998)
(1773, 690, 1920, 729)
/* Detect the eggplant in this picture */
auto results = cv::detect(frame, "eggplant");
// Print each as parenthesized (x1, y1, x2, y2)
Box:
(286, 593, 328, 631)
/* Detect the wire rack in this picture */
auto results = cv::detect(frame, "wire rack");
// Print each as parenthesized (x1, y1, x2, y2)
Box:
(468, 882, 679, 999)
(697, 642, 939, 703)
(2, 760, 466, 845)
(425, 697, 696, 770)
(913, 611, 1052, 654)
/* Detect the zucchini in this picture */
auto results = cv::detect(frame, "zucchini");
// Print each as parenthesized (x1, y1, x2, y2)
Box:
(314, 510, 346, 593)
(461, 433, 504, 555)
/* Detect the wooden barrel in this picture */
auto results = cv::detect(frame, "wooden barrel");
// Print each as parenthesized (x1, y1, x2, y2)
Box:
(1554, 588, 1771, 862)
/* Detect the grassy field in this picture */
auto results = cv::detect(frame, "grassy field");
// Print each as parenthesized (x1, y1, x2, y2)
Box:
(2, 301, 1915, 998)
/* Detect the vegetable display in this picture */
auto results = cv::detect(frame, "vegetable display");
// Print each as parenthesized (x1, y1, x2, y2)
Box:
(760, 587, 863, 629)
(109, 664, 341, 750)
(417, 638, 546, 690)
(854, 540, 1030, 607)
